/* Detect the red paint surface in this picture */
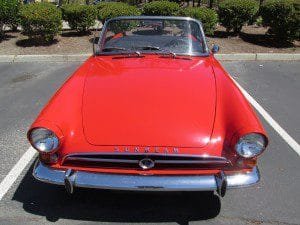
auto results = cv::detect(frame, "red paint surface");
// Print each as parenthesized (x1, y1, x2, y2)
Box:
(83, 56, 215, 147)
(28, 54, 268, 175)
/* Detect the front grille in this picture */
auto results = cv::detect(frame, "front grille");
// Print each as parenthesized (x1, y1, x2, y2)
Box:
(62, 153, 231, 170)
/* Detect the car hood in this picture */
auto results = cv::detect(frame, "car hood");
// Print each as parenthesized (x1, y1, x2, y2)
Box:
(82, 56, 216, 148)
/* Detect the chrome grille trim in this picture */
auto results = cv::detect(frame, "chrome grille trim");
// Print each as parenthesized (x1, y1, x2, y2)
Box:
(63, 153, 231, 167)
(65, 157, 139, 164)
(155, 160, 230, 164)
(63, 152, 229, 160)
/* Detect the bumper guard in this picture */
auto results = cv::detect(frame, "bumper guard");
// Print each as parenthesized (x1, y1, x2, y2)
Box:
(33, 160, 260, 195)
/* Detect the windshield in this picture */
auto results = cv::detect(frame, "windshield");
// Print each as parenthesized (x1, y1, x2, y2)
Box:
(98, 17, 207, 56)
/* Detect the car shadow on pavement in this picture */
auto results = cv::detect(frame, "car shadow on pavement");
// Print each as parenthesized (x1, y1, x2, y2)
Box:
(12, 163, 221, 225)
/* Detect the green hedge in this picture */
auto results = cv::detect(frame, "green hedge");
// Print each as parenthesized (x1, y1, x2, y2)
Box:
(62, 4, 97, 32)
(260, 0, 299, 41)
(95, 2, 121, 11)
(142, 1, 180, 16)
(97, 2, 140, 23)
(0, 0, 21, 36)
(180, 7, 218, 36)
(20, 3, 62, 42)
(95, 2, 129, 12)
(60, 0, 86, 4)
(218, 0, 259, 34)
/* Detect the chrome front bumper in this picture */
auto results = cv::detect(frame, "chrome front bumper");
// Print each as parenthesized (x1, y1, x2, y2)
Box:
(33, 160, 260, 193)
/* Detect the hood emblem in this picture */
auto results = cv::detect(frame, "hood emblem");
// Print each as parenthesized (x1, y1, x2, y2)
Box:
(139, 158, 155, 170)
(114, 146, 179, 154)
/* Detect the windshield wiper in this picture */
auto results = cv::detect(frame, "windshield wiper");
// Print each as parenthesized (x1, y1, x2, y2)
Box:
(135, 46, 161, 51)
(112, 51, 145, 59)
(101, 46, 189, 59)
(160, 51, 177, 58)
(134, 46, 183, 58)
(157, 50, 192, 60)
(102, 47, 127, 52)
(101, 47, 144, 58)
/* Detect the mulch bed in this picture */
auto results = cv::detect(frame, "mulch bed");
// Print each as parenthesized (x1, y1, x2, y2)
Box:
(0, 25, 299, 55)
(208, 25, 299, 54)
(0, 30, 96, 55)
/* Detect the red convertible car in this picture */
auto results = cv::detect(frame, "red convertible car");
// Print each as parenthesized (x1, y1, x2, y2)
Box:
(28, 16, 268, 196)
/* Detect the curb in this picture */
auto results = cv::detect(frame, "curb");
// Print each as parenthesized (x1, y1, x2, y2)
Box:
(0, 53, 299, 63)
(215, 53, 256, 61)
(215, 53, 300, 61)
(0, 54, 91, 63)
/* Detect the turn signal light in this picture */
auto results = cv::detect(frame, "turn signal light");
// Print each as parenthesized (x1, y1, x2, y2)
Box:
(39, 153, 58, 164)
(237, 158, 257, 168)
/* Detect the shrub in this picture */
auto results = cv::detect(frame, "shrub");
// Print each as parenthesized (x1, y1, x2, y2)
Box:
(0, 0, 21, 36)
(142, 1, 180, 16)
(95, 2, 128, 12)
(260, 0, 300, 41)
(255, 16, 263, 27)
(97, 2, 141, 23)
(180, 7, 218, 36)
(60, 0, 86, 4)
(218, 0, 259, 34)
(62, 4, 97, 33)
(19, 3, 62, 42)
(6, 0, 21, 31)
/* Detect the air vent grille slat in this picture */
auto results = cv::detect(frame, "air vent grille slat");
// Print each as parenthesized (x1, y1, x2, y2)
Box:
(62, 153, 231, 170)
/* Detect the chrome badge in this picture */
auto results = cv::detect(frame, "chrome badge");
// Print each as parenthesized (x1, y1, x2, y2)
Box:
(139, 158, 155, 170)
(113, 146, 179, 154)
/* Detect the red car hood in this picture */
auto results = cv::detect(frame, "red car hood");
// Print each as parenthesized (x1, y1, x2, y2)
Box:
(82, 56, 216, 148)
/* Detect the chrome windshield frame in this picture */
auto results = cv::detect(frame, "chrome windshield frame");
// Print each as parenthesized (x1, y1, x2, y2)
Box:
(96, 16, 210, 57)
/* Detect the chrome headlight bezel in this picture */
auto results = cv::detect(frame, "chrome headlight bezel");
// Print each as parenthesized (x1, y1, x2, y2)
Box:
(235, 133, 267, 158)
(28, 128, 60, 153)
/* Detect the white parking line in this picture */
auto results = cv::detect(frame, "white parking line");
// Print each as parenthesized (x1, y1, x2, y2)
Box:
(0, 147, 36, 201)
(232, 78, 300, 157)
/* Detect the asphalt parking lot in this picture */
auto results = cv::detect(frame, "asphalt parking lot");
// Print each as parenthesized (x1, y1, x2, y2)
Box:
(0, 60, 299, 225)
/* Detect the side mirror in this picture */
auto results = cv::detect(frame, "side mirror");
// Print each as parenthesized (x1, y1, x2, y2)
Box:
(211, 44, 220, 54)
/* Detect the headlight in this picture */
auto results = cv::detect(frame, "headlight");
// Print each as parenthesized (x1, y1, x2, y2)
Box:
(29, 128, 59, 153)
(235, 133, 267, 158)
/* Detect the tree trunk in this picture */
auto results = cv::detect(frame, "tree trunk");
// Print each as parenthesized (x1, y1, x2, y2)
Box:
(259, 0, 264, 6)
(197, 0, 201, 7)
(0, 21, 5, 39)
(209, 0, 214, 8)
